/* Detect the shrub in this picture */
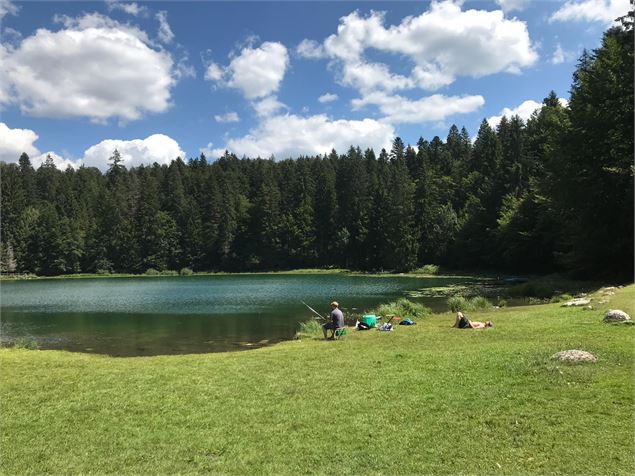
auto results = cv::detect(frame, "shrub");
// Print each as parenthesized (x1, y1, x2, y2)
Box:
(160, 270, 178, 276)
(376, 298, 431, 320)
(94, 258, 113, 275)
(496, 299, 508, 308)
(14, 337, 39, 350)
(414, 264, 440, 275)
(179, 267, 194, 276)
(296, 319, 323, 339)
(447, 296, 469, 313)
(145, 268, 160, 276)
(447, 295, 492, 313)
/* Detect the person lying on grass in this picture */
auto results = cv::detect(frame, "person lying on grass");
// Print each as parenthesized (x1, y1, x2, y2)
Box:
(323, 301, 345, 339)
(453, 311, 493, 329)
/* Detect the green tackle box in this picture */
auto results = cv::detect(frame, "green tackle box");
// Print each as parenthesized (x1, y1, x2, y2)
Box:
(361, 314, 377, 328)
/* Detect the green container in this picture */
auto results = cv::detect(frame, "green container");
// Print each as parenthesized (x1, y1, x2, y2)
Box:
(361, 314, 377, 328)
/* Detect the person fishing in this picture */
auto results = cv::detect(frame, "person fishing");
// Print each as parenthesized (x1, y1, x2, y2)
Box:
(323, 301, 344, 340)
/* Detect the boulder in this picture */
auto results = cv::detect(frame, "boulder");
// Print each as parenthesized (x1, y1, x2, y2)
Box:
(552, 350, 597, 363)
(562, 298, 591, 307)
(603, 309, 631, 322)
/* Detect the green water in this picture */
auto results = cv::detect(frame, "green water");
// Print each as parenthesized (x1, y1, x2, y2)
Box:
(1, 274, 478, 356)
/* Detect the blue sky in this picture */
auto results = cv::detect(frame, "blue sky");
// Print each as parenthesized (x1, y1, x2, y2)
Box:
(0, 0, 629, 169)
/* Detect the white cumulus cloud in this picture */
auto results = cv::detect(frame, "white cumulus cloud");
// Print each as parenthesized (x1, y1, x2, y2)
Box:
(296, 39, 326, 59)
(487, 98, 569, 128)
(352, 92, 485, 124)
(495, 0, 530, 13)
(0, 13, 177, 122)
(214, 112, 240, 123)
(0, 122, 39, 161)
(550, 0, 631, 25)
(211, 114, 394, 159)
(106, 1, 148, 17)
(252, 95, 288, 118)
(318, 93, 338, 103)
(313, 2, 538, 93)
(82, 134, 186, 169)
(206, 41, 289, 100)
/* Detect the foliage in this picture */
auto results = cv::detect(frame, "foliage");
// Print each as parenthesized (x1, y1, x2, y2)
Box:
(447, 295, 493, 312)
(179, 267, 194, 276)
(414, 264, 440, 275)
(12, 337, 39, 350)
(0, 21, 631, 278)
(375, 298, 432, 320)
(295, 319, 323, 339)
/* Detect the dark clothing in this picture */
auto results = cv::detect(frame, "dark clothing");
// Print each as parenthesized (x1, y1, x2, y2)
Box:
(330, 308, 344, 328)
(458, 315, 472, 329)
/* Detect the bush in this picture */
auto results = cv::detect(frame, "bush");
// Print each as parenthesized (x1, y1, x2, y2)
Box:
(14, 337, 39, 350)
(94, 259, 113, 275)
(160, 270, 178, 276)
(414, 264, 440, 275)
(296, 319, 323, 339)
(179, 267, 194, 276)
(447, 295, 492, 313)
(447, 296, 469, 313)
(376, 298, 431, 320)
(145, 268, 160, 276)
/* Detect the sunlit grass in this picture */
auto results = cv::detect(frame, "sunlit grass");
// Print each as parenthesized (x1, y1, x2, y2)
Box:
(1, 286, 633, 474)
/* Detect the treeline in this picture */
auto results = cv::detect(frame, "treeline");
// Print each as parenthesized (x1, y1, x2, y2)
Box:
(1, 25, 632, 278)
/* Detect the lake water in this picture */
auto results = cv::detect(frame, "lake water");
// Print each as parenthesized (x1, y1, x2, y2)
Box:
(0, 274, 479, 356)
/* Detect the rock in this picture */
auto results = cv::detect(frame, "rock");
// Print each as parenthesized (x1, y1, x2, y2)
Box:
(603, 309, 631, 322)
(562, 298, 591, 307)
(552, 350, 597, 363)
(600, 286, 616, 292)
(582, 305, 594, 311)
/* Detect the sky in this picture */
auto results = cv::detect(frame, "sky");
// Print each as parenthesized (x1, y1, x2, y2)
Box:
(0, 0, 630, 170)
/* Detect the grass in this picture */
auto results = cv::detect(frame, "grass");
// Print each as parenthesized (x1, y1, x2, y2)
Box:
(447, 295, 493, 312)
(1, 286, 633, 475)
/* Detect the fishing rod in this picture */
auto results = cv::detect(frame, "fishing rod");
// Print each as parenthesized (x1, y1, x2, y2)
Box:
(301, 301, 327, 320)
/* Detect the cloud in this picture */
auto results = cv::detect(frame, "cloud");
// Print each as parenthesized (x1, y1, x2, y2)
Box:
(352, 91, 485, 124)
(210, 114, 394, 159)
(312, 2, 538, 93)
(551, 43, 576, 64)
(296, 39, 326, 59)
(487, 98, 569, 128)
(0, 122, 39, 161)
(1, 13, 177, 122)
(0, 0, 18, 19)
(106, 1, 148, 17)
(252, 95, 288, 117)
(318, 93, 338, 103)
(214, 112, 240, 123)
(550, 0, 631, 25)
(0, 123, 186, 170)
(156, 11, 174, 44)
(495, 0, 530, 13)
(82, 134, 186, 169)
(206, 41, 289, 99)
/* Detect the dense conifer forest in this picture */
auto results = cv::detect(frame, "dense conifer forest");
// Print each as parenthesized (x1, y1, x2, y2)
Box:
(1, 24, 632, 278)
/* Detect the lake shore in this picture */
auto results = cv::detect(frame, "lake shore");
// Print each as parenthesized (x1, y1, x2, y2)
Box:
(2, 285, 633, 474)
(0, 267, 489, 281)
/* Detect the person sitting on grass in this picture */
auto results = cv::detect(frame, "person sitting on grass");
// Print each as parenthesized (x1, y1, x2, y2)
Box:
(453, 311, 493, 329)
(323, 301, 344, 340)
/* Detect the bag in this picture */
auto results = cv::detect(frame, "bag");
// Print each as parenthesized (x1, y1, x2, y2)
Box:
(356, 321, 371, 330)
(399, 318, 416, 325)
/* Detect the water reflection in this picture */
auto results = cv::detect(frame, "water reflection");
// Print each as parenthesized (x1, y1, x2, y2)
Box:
(1, 274, 478, 356)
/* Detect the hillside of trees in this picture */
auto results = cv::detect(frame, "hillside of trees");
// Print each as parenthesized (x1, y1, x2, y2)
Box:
(1, 24, 632, 279)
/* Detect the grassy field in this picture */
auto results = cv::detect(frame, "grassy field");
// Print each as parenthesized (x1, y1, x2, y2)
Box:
(1, 286, 633, 475)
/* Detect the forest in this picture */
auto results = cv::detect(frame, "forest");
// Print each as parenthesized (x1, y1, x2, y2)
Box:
(1, 24, 632, 279)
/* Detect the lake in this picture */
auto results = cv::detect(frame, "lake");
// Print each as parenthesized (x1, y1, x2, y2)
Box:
(0, 274, 481, 356)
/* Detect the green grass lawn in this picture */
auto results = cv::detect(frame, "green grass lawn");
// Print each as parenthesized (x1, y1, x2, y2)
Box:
(2, 286, 633, 475)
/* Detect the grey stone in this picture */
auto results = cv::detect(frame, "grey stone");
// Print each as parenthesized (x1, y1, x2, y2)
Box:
(562, 298, 591, 307)
(603, 309, 631, 322)
(552, 350, 597, 363)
